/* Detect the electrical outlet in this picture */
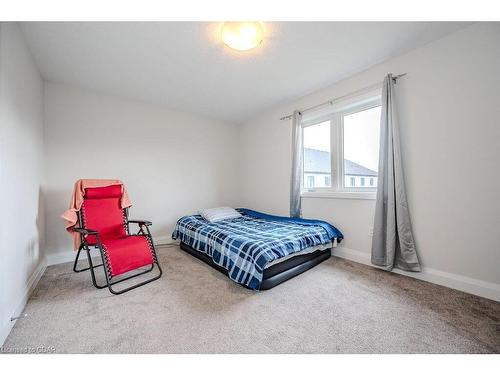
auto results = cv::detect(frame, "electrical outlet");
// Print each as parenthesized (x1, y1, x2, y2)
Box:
(368, 226, 374, 236)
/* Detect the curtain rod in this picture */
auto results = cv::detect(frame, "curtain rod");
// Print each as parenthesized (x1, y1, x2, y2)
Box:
(279, 73, 407, 121)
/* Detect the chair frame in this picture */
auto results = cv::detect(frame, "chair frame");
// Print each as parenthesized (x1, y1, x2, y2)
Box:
(72, 208, 162, 295)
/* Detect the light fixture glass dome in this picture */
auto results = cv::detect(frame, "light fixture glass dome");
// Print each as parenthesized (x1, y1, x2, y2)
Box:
(221, 22, 264, 51)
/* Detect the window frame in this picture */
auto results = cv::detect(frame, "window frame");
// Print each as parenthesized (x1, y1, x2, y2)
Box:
(300, 89, 381, 199)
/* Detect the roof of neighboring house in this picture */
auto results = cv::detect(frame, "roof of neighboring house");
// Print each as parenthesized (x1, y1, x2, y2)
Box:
(304, 148, 377, 177)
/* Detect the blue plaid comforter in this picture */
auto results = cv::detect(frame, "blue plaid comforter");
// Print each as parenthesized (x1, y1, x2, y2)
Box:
(171, 208, 343, 289)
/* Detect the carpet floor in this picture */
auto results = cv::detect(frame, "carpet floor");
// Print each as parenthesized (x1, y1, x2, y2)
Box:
(3, 245, 500, 353)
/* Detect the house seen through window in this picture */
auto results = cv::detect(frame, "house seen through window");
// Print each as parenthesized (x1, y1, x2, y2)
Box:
(302, 91, 381, 193)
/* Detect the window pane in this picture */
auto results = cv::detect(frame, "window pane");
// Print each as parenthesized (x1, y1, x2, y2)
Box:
(303, 121, 331, 189)
(343, 106, 381, 189)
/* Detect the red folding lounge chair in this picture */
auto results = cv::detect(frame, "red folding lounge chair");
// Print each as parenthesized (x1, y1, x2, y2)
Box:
(72, 184, 162, 294)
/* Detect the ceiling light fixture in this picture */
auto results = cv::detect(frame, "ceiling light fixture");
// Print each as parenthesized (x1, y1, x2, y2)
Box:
(221, 22, 264, 51)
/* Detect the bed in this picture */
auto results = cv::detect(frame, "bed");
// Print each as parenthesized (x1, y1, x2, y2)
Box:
(171, 208, 343, 290)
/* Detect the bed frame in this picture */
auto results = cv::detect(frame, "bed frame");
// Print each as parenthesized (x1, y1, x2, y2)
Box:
(179, 241, 331, 290)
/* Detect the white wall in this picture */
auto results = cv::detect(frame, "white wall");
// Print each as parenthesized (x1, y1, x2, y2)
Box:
(239, 23, 500, 297)
(0, 23, 45, 344)
(44, 82, 239, 260)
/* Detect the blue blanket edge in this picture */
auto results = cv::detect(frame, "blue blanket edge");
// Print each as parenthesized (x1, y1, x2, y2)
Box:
(237, 208, 343, 242)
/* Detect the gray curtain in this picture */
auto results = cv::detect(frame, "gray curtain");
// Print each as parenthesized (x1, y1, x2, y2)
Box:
(290, 110, 303, 218)
(371, 74, 421, 272)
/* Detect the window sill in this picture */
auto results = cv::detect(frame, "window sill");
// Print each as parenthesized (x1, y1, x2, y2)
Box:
(301, 191, 376, 200)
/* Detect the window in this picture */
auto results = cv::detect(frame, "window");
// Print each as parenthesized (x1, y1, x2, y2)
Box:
(303, 121, 331, 189)
(343, 106, 381, 190)
(301, 89, 381, 196)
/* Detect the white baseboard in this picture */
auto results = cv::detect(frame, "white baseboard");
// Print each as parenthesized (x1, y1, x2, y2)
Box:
(332, 247, 500, 302)
(0, 259, 47, 346)
(45, 251, 75, 266)
(154, 235, 174, 246)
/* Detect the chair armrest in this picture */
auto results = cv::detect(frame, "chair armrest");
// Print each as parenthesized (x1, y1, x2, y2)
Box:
(128, 220, 152, 226)
(73, 227, 99, 235)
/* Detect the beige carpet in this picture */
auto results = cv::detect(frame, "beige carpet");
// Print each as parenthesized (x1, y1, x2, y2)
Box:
(3, 245, 499, 353)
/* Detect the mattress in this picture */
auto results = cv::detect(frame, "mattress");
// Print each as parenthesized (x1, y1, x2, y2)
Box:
(264, 241, 333, 268)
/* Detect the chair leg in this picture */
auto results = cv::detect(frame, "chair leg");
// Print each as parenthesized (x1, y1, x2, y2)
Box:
(85, 248, 108, 289)
(72, 244, 84, 272)
(73, 244, 104, 273)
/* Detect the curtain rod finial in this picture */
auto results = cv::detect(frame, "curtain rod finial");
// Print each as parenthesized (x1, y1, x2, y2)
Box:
(392, 73, 407, 82)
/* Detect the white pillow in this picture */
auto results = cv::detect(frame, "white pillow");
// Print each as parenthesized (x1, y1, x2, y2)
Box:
(198, 207, 242, 223)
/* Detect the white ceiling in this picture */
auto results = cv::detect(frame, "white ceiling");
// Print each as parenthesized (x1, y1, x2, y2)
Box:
(21, 22, 469, 124)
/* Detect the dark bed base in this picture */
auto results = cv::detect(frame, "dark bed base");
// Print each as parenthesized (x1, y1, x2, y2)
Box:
(179, 242, 331, 290)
